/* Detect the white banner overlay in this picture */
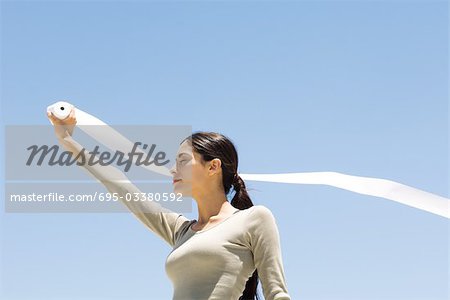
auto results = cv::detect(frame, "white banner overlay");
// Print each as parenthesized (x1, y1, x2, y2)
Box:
(47, 101, 450, 219)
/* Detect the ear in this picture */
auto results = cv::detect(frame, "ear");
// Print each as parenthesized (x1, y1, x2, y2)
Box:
(208, 158, 222, 175)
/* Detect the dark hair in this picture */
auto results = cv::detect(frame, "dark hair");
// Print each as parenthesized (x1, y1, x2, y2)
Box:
(181, 131, 260, 300)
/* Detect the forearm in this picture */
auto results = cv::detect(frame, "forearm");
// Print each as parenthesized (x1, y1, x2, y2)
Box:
(58, 135, 83, 158)
(57, 134, 126, 183)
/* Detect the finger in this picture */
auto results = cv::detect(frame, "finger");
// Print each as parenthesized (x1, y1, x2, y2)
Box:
(49, 112, 64, 125)
(69, 108, 76, 121)
(47, 112, 55, 125)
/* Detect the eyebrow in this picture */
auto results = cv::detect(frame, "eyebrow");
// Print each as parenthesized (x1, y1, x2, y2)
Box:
(177, 152, 191, 158)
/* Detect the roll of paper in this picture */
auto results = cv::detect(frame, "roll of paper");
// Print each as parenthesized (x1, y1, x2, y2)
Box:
(47, 101, 74, 120)
(46, 101, 450, 219)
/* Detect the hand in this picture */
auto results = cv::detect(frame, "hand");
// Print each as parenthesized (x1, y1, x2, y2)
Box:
(47, 108, 77, 140)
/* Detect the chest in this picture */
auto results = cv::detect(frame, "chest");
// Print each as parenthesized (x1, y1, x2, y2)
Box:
(165, 224, 253, 278)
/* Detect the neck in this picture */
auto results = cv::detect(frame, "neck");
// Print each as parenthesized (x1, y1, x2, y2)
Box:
(194, 187, 234, 224)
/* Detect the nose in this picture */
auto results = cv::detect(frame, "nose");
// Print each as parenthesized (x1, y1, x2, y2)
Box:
(169, 164, 177, 176)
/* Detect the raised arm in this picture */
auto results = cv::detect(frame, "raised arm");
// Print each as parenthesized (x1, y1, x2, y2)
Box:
(249, 205, 291, 300)
(47, 109, 190, 247)
(61, 134, 189, 247)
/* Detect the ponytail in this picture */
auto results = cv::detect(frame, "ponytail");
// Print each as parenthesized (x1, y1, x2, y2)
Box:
(230, 174, 253, 210)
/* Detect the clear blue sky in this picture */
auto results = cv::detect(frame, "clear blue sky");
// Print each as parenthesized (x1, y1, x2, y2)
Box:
(1, 1, 448, 299)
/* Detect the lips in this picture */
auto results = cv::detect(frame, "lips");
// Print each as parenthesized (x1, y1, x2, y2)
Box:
(173, 179, 182, 184)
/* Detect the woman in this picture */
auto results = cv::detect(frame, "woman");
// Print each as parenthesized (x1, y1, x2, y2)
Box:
(47, 109, 291, 300)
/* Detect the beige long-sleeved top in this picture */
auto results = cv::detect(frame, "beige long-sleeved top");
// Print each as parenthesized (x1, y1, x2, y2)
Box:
(67, 136, 291, 300)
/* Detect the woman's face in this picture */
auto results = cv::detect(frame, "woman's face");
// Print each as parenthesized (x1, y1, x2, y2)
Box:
(170, 140, 210, 197)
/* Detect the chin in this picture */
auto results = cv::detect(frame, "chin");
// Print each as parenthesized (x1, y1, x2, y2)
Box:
(173, 185, 192, 197)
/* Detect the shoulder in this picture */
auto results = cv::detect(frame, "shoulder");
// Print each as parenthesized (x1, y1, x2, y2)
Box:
(248, 205, 276, 221)
(246, 206, 281, 244)
(173, 216, 195, 243)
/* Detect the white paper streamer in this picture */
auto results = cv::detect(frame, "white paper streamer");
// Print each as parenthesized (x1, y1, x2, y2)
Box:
(239, 173, 449, 219)
(47, 101, 171, 177)
(47, 101, 450, 219)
